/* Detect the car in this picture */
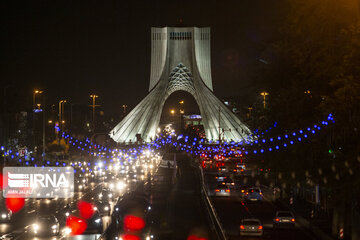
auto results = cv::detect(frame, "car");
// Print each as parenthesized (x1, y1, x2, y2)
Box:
(215, 185, 231, 197)
(273, 211, 295, 228)
(86, 210, 103, 233)
(221, 178, 235, 186)
(236, 163, 246, 170)
(31, 215, 60, 236)
(215, 174, 227, 182)
(248, 187, 263, 195)
(245, 188, 263, 202)
(0, 207, 12, 222)
(240, 185, 250, 195)
(240, 218, 263, 236)
(96, 201, 111, 216)
(218, 166, 227, 173)
(233, 166, 244, 174)
(98, 188, 114, 201)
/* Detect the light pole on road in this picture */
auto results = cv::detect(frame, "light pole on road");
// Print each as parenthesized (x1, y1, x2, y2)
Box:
(89, 95, 100, 133)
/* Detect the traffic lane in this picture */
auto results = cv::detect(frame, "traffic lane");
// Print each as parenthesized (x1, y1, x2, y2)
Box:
(0, 182, 104, 237)
(212, 197, 317, 240)
(170, 157, 211, 240)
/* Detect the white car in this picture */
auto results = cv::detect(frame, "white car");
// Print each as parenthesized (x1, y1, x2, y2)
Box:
(240, 218, 263, 236)
(215, 185, 231, 197)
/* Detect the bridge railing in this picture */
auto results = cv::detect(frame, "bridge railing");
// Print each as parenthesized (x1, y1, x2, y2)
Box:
(197, 164, 227, 240)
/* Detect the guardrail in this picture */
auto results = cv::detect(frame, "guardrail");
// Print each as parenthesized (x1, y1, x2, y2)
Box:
(198, 165, 227, 240)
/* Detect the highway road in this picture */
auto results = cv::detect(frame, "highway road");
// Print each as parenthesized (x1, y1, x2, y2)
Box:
(204, 169, 319, 240)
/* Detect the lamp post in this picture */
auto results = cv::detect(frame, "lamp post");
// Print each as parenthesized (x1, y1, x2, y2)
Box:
(89, 95, 100, 133)
(248, 107, 253, 118)
(33, 90, 43, 152)
(122, 104, 127, 115)
(58, 100, 66, 139)
(179, 100, 184, 130)
(260, 92, 269, 109)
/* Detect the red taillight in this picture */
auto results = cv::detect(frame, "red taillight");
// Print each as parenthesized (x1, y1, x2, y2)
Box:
(291, 218, 295, 222)
(215, 189, 220, 192)
(240, 225, 244, 230)
(258, 226, 263, 230)
(226, 189, 230, 193)
(275, 218, 280, 222)
(218, 168, 221, 171)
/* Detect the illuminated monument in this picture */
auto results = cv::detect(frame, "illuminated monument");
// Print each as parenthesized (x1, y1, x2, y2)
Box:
(110, 27, 252, 143)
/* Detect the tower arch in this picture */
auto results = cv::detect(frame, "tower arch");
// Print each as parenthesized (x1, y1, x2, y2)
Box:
(110, 27, 252, 143)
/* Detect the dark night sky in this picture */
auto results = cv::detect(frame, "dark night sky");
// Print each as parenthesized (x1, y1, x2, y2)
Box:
(1, 0, 284, 117)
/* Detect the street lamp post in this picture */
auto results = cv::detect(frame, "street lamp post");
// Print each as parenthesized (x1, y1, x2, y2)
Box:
(260, 92, 269, 109)
(33, 90, 43, 152)
(179, 100, 184, 130)
(58, 100, 66, 139)
(89, 95, 100, 133)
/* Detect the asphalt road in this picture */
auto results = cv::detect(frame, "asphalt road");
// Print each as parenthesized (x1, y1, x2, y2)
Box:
(204, 169, 319, 240)
(0, 174, 132, 240)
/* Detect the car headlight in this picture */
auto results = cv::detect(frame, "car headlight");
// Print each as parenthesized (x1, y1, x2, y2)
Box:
(63, 227, 72, 235)
(104, 206, 109, 211)
(51, 224, 57, 229)
(108, 193, 113, 198)
(1, 213, 7, 219)
(94, 218, 101, 223)
(65, 212, 70, 216)
(33, 224, 39, 231)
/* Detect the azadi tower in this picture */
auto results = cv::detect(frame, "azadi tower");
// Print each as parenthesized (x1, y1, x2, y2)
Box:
(110, 27, 252, 143)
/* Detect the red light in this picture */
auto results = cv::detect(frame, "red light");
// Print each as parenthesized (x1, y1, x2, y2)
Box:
(124, 215, 145, 231)
(291, 218, 295, 222)
(77, 201, 95, 219)
(187, 235, 208, 240)
(66, 216, 87, 235)
(240, 225, 245, 230)
(225, 189, 230, 193)
(215, 189, 220, 192)
(260, 169, 263, 171)
(0, 173, 3, 190)
(5, 195, 25, 213)
(121, 234, 141, 240)
(275, 218, 280, 222)
(258, 226, 263, 230)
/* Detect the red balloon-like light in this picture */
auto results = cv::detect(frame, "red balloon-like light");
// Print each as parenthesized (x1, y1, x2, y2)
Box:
(77, 201, 95, 219)
(123, 215, 145, 231)
(5, 195, 25, 213)
(121, 234, 141, 240)
(66, 216, 87, 235)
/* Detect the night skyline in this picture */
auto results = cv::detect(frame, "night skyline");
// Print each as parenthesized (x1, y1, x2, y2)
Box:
(2, 0, 282, 115)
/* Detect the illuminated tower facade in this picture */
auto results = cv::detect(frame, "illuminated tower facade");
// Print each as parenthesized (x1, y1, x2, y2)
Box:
(110, 27, 252, 143)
